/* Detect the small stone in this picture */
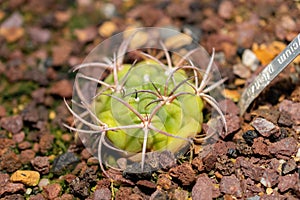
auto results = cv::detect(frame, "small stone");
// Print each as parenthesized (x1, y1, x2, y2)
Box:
(70, 177, 90, 198)
(192, 173, 213, 200)
(251, 117, 279, 137)
(268, 137, 298, 157)
(279, 100, 300, 125)
(0, 115, 23, 134)
(150, 189, 167, 200)
(222, 89, 240, 102)
(39, 133, 54, 154)
(221, 114, 240, 138)
(51, 41, 72, 66)
(242, 49, 259, 71)
(98, 21, 117, 38)
(49, 79, 73, 98)
(74, 26, 97, 43)
(10, 170, 40, 186)
(31, 156, 50, 174)
(281, 159, 297, 175)
(28, 27, 51, 43)
(220, 174, 242, 198)
(0, 138, 16, 149)
(192, 156, 204, 172)
(252, 137, 269, 156)
(169, 162, 195, 186)
(0, 27, 24, 42)
(0, 149, 22, 172)
(158, 150, 176, 169)
(202, 151, 217, 171)
(0, 182, 25, 196)
(219, 99, 240, 116)
(266, 187, 273, 195)
(260, 169, 278, 187)
(242, 130, 258, 145)
(278, 111, 293, 127)
(29, 193, 46, 200)
(38, 178, 50, 190)
(93, 188, 111, 200)
(43, 183, 62, 200)
(20, 149, 36, 164)
(218, 0, 234, 20)
(51, 152, 80, 175)
(170, 189, 188, 200)
(233, 64, 251, 79)
(12, 131, 25, 143)
(278, 172, 298, 193)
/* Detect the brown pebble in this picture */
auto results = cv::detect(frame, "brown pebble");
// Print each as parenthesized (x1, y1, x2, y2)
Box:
(268, 137, 298, 158)
(43, 183, 62, 200)
(251, 117, 279, 137)
(0, 115, 23, 134)
(192, 173, 213, 200)
(278, 172, 298, 193)
(218, 0, 234, 19)
(252, 137, 270, 156)
(93, 188, 111, 200)
(157, 174, 172, 190)
(39, 133, 54, 154)
(260, 169, 279, 188)
(220, 174, 242, 197)
(18, 141, 32, 149)
(0, 182, 25, 196)
(31, 156, 50, 174)
(49, 79, 73, 98)
(0, 149, 22, 172)
(169, 162, 196, 186)
(20, 149, 36, 164)
(0, 105, 6, 118)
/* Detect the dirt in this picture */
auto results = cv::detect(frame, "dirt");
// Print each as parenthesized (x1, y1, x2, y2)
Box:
(0, 0, 299, 199)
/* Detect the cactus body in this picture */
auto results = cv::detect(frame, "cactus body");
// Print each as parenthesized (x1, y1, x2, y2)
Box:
(95, 60, 204, 154)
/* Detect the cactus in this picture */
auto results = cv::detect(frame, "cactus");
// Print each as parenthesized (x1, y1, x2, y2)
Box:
(65, 31, 227, 177)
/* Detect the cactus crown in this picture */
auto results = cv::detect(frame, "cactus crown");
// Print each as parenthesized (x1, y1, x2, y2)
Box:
(65, 29, 227, 177)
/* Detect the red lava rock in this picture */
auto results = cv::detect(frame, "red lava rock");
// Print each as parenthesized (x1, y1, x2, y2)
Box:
(31, 156, 50, 174)
(219, 99, 240, 116)
(20, 149, 36, 164)
(0, 182, 25, 197)
(202, 150, 217, 171)
(221, 114, 240, 138)
(55, 193, 74, 200)
(49, 79, 73, 98)
(278, 111, 293, 127)
(169, 162, 196, 186)
(278, 172, 299, 193)
(150, 189, 167, 200)
(28, 27, 51, 43)
(0, 115, 23, 134)
(252, 137, 270, 156)
(18, 141, 32, 149)
(93, 188, 111, 200)
(0, 149, 22, 172)
(215, 155, 235, 176)
(137, 180, 156, 190)
(279, 100, 300, 125)
(260, 169, 279, 188)
(74, 26, 97, 43)
(192, 173, 213, 200)
(268, 137, 298, 158)
(236, 157, 264, 181)
(21, 103, 39, 123)
(70, 177, 90, 198)
(51, 41, 72, 66)
(12, 131, 25, 143)
(251, 117, 279, 137)
(39, 133, 54, 154)
(0, 138, 16, 149)
(0, 105, 6, 118)
(252, 109, 280, 124)
(220, 174, 242, 198)
(43, 183, 62, 200)
(115, 187, 132, 200)
(31, 88, 46, 104)
(29, 193, 47, 200)
(282, 159, 297, 175)
(218, 0, 234, 20)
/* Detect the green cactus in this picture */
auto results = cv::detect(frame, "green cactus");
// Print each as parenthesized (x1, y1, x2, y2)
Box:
(65, 36, 227, 177)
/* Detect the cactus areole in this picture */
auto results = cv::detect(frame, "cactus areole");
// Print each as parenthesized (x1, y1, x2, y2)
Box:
(66, 27, 226, 175)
